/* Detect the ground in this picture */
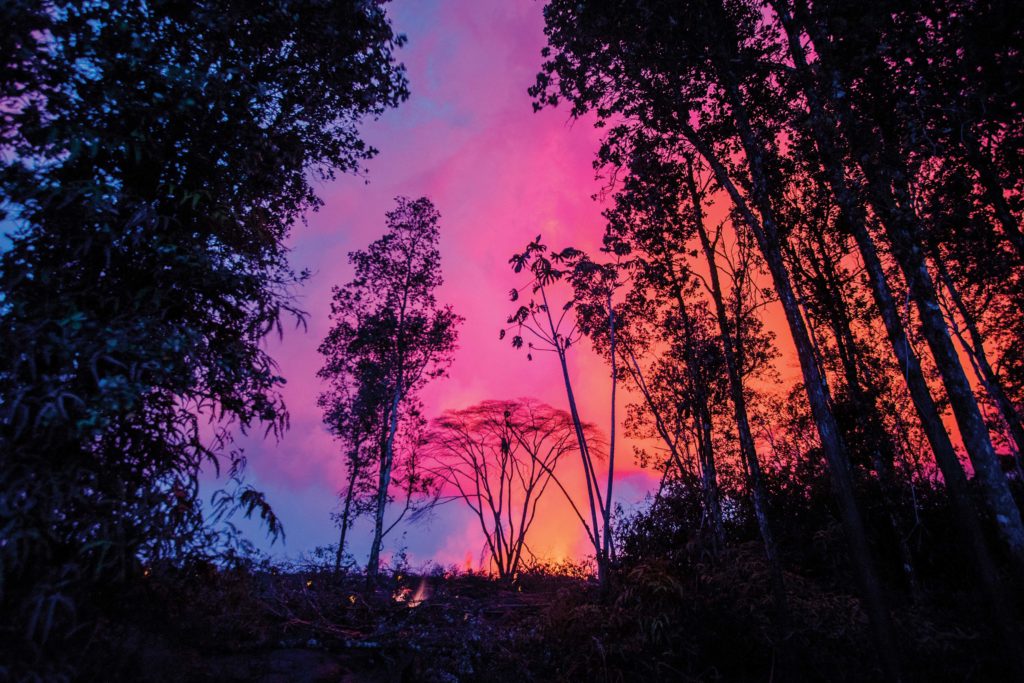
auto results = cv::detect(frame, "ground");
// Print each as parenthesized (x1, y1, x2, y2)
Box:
(58, 545, 1016, 682)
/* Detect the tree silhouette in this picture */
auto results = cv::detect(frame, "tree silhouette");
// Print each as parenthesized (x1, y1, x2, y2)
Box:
(0, 0, 408, 661)
(506, 238, 619, 585)
(533, 0, 1024, 674)
(426, 399, 587, 582)
(599, 146, 788, 617)
(319, 196, 462, 580)
(533, 0, 899, 673)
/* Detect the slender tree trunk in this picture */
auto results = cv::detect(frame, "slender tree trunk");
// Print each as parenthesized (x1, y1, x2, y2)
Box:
(367, 383, 401, 580)
(687, 159, 788, 618)
(541, 286, 606, 581)
(696, 403, 725, 551)
(933, 252, 1024, 460)
(679, 67, 900, 675)
(773, 1, 1022, 663)
(604, 292, 617, 567)
(624, 346, 687, 478)
(688, 395, 724, 550)
(335, 450, 361, 574)
(556, 341, 603, 547)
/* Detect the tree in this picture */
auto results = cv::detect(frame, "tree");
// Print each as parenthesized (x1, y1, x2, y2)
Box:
(532, 1, 900, 674)
(0, 0, 407, 662)
(505, 239, 619, 585)
(601, 143, 789, 618)
(768, 0, 1022, 652)
(315, 355, 383, 573)
(319, 196, 462, 580)
(533, 1, 1024, 672)
(773, 0, 1024, 575)
(426, 399, 585, 582)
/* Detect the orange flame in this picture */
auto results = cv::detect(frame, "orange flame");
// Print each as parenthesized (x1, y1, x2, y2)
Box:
(393, 578, 432, 608)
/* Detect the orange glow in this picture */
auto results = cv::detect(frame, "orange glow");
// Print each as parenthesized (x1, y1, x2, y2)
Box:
(232, 0, 799, 569)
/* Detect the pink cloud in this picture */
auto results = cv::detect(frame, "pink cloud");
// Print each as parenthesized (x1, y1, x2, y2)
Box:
(234, 0, 658, 567)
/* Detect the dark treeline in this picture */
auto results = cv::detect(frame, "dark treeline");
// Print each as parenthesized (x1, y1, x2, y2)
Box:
(2, 0, 1024, 680)
(0, 0, 407, 677)
(530, 0, 1024, 679)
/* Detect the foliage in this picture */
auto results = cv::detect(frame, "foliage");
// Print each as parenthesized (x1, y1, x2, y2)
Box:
(13, 483, 1021, 682)
(318, 196, 463, 577)
(0, 0, 408, 670)
(426, 398, 584, 581)
(532, 0, 1024, 674)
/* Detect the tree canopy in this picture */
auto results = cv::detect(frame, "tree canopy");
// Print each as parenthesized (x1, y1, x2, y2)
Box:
(0, 0, 408, 665)
(318, 196, 462, 579)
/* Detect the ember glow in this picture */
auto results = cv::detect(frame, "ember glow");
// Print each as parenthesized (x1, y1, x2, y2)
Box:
(394, 578, 433, 608)
(7, 0, 1022, 677)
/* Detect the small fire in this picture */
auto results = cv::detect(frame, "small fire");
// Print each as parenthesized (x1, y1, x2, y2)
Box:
(393, 578, 432, 608)
(464, 551, 473, 573)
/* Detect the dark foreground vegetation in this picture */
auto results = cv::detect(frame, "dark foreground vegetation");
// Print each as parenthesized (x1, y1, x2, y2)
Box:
(4, 0, 1024, 681)
(7, 473, 1020, 682)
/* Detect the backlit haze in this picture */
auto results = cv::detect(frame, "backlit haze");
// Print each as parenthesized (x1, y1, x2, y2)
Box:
(231, 0, 661, 569)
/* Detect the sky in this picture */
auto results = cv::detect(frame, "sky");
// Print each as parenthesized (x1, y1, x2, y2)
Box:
(231, 0, 661, 569)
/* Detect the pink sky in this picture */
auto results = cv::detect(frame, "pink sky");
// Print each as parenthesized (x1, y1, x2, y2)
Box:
(232, 0, 660, 568)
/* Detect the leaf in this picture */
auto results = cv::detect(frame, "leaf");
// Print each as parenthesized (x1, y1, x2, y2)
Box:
(509, 252, 528, 273)
(506, 305, 529, 325)
(553, 246, 583, 262)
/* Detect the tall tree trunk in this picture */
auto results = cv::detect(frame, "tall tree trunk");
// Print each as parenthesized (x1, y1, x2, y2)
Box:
(933, 252, 1024, 461)
(541, 286, 607, 583)
(686, 159, 788, 618)
(690, 398, 725, 551)
(698, 404, 725, 550)
(367, 383, 401, 581)
(335, 445, 362, 574)
(677, 111, 900, 679)
(604, 292, 617, 566)
(773, 0, 1022, 661)
(624, 346, 687, 479)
